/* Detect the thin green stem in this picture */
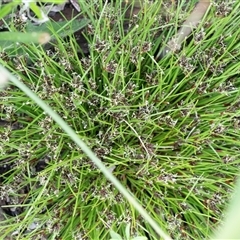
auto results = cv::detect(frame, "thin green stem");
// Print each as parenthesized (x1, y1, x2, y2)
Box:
(0, 64, 172, 240)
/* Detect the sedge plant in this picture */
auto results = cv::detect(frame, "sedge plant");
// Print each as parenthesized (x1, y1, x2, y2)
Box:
(0, 0, 240, 239)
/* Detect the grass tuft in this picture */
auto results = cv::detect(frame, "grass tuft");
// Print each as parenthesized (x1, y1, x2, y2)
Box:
(0, 0, 240, 239)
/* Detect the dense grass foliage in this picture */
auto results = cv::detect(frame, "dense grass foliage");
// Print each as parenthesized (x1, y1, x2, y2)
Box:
(0, 0, 239, 239)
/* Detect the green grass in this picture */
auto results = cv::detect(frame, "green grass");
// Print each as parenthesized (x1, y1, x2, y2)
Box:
(0, 0, 240, 239)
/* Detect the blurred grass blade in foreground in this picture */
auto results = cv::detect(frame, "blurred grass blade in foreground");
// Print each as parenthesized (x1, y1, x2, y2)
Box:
(0, 32, 51, 44)
(212, 177, 240, 239)
(0, 65, 172, 240)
